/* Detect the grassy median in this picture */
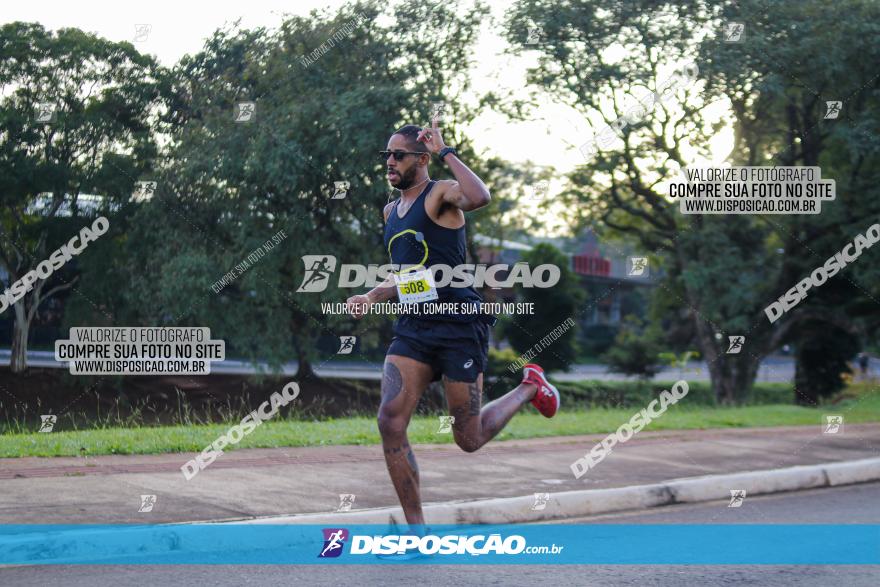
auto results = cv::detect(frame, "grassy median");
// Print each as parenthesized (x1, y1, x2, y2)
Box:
(2, 383, 877, 458)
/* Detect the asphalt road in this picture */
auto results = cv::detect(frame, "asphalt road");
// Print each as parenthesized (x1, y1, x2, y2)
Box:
(3, 483, 878, 586)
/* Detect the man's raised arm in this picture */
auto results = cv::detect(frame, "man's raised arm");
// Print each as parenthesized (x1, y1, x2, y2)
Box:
(416, 116, 490, 211)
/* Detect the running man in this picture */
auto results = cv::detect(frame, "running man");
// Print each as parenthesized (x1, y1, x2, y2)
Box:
(345, 117, 560, 526)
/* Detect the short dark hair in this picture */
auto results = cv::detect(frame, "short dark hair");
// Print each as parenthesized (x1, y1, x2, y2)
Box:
(392, 125, 429, 153)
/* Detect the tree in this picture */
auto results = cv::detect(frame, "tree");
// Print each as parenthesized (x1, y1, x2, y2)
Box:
(695, 0, 880, 404)
(791, 320, 860, 405)
(601, 316, 663, 380)
(0, 22, 167, 371)
(80, 1, 490, 377)
(503, 0, 880, 402)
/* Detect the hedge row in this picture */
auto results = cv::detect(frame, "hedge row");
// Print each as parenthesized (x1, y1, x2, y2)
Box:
(486, 347, 792, 407)
(548, 380, 792, 408)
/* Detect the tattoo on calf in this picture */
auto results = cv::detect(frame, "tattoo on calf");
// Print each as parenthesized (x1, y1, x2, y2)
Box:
(406, 447, 419, 474)
(384, 441, 410, 456)
(384, 441, 419, 480)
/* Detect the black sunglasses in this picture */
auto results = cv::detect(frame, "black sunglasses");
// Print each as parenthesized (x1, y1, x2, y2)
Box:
(379, 150, 426, 161)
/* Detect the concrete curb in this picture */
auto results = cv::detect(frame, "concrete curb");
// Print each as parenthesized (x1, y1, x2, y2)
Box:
(2, 457, 878, 564)
(243, 457, 880, 525)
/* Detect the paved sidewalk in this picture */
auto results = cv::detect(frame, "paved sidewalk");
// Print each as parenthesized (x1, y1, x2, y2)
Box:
(1, 424, 878, 524)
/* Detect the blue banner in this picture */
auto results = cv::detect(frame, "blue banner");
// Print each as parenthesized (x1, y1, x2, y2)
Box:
(1, 524, 877, 565)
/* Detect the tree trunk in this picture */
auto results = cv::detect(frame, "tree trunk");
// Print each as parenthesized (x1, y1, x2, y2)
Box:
(793, 357, 816, 406)
(708, 355, 760, 406)
(677, 244, 759, 405)
(295, 347, 315, 379)
(694, 319, 761, 405)
(11, 302, 30, 373)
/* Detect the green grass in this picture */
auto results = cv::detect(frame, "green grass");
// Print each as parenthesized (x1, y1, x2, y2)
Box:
(3, 384, 878, 458)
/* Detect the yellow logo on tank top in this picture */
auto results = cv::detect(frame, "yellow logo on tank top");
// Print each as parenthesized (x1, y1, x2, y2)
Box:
(387, 229, 438, 304)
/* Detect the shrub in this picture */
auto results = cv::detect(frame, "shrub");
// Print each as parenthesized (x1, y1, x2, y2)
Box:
(600, 317, 663, 379)
(552, 380, 791, 409)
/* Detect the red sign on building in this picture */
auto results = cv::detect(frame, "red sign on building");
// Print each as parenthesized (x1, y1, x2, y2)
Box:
(572, 253, 610, 277)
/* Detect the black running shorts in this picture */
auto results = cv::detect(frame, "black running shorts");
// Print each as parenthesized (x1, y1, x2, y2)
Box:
(387, 315, 490, 383)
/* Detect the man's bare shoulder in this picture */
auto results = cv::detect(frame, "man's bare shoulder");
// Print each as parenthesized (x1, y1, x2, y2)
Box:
(431, 179, 457, 193)
(383, 201, 395, 222)
(426, 179, 457, 204)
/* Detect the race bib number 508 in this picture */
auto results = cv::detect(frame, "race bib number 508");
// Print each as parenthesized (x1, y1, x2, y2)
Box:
(394, 269, 439, 304)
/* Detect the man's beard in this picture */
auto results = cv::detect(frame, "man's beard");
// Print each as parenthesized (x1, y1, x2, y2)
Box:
(394, 166, 419, 190)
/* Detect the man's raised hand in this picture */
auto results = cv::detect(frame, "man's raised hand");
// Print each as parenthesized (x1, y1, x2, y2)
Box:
(417, 115, 446, 154)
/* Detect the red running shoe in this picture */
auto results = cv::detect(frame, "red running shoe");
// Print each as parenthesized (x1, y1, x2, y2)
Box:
(522, 363, 560, 418)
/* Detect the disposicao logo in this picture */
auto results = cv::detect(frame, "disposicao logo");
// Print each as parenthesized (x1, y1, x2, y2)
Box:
(319, 528, 349, 558)
(295, 256, 560, 292)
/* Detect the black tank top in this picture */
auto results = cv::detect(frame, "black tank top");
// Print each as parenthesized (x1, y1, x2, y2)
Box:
(383, 180, 482, 322)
